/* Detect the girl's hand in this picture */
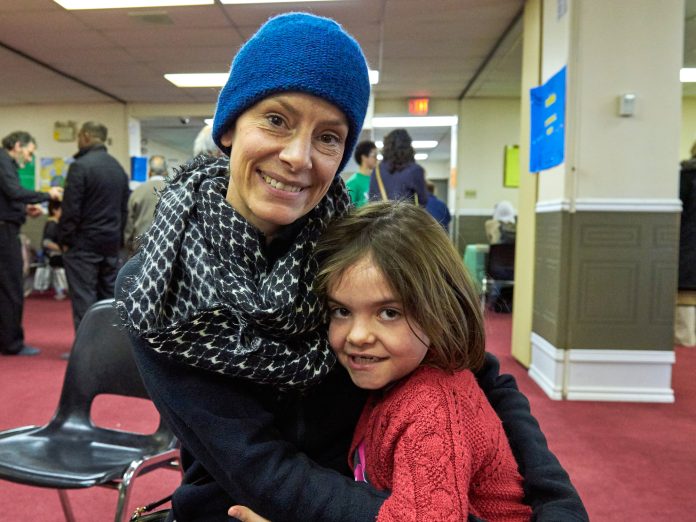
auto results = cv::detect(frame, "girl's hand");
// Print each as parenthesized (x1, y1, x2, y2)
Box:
(228, 505, 271, 522)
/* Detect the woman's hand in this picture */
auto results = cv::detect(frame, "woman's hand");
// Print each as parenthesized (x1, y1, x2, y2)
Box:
(228, 505, 271, 522)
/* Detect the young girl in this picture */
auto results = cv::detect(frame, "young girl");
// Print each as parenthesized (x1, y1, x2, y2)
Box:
(227, 201, 575, 521)
(312, 200, 532, 522)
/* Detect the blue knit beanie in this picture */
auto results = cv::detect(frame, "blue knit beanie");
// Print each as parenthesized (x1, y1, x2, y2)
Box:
(212, 12, 370, 174)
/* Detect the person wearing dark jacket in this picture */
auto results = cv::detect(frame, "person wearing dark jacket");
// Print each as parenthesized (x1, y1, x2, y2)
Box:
(679, 147, 696, 290)
(0, 131, 62, 356)
(60, 121, 129, 331)
(368, 128, 429, 206)
(115, 13, 587, 522)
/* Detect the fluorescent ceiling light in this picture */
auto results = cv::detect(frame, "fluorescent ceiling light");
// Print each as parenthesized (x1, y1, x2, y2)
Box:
(414, 153, 429, 161)
(375, 140, 437, 149)
(377, 153, 384, 161)
(372, 116, 458, 128)
(681, 68, 696, 82)
(220, 0, 342, 3)
(54, 0, 212, 9)
(165, 70, 376, 88)
(164, 73, 228, 87)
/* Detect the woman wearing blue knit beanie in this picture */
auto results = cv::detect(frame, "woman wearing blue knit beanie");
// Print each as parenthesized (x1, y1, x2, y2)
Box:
(116, 12, 586, 522)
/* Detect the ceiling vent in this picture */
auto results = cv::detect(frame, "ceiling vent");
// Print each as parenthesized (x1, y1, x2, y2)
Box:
(128, 11, 174, 25)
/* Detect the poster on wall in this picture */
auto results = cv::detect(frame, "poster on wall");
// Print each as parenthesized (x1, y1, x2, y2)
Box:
(39, 157, 73, 191)
(530, 66, 566, 172)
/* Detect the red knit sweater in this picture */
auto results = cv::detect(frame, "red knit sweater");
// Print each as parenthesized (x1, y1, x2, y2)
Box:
(350, 366, 532, 522)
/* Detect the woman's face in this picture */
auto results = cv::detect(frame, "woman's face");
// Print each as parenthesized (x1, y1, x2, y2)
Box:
(221, 93, 349, 236)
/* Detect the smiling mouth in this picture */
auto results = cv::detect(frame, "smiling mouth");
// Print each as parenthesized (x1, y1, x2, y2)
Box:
(349, 355, 386, 365)
(262, 173, 302, 193)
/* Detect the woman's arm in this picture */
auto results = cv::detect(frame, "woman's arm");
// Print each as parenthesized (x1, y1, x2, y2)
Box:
(129, 333, 388, 522)
(476, 353, 589, 521)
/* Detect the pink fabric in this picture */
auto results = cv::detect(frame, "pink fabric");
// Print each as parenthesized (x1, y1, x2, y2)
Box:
(353, 440, 367, 482)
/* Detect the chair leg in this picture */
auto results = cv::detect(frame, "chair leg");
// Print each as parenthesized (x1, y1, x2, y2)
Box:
(114, 477, 135, 522)
(57, 490, 77, 522)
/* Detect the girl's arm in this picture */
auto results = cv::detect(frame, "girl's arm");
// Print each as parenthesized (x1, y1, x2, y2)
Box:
(475, 353, 590, 521)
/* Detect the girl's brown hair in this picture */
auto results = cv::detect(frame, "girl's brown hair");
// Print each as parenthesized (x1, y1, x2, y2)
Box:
(314, 200, 485, 373)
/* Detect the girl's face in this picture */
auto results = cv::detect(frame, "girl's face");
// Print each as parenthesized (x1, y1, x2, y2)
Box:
(327, 255, 430, 390)
(220, 93, 349, 237)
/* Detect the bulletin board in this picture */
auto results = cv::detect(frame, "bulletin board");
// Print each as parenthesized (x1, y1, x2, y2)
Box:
(503, 145, 520, 188)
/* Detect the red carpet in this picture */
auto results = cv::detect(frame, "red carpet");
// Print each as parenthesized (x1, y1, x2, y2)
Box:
(1, 296, 694, 520)
(484, 311, 696, 521)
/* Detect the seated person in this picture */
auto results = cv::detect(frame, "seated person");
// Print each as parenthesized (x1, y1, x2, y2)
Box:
(485, 200, 517, 244)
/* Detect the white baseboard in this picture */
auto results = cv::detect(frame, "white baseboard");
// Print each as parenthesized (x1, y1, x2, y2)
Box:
(529, 332, 675, 403)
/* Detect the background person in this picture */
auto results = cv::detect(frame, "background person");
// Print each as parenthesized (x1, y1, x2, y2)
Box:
(42, 199, 68, 300)
(368, 128, 428, 205)
(345, 140, 377, 208)
(124, 155, 168, 256)
(0, 131, 62, 356)
(424, 179, 451, 232)
(485, 200, 517, 245)
(60, 121, 129, 332)
(117, 12, 586, 522)
(193, 124, 225, 158)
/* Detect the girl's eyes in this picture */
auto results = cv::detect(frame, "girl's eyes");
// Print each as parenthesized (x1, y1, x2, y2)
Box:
(379, 308, 401, 321)
(330, 306, 350, 319)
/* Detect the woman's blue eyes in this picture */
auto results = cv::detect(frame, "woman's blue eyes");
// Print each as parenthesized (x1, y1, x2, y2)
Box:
(265, 114, 342, 145)
(267, 114, 285, 127)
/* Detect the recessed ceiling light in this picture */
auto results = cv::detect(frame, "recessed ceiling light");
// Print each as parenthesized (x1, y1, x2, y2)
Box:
(414, 153, 429, 161)
(369, 70, 380, 85)
(681, 68, 696, 82)
(375, 140, 438, 149)
(54, 0, 213, 9)
(412, 140, 438, 149)
(164, 73, 229, 87)
(165, 69, 378, 88)
(220, 0, 343, 4)
(372, 116, 458, 128)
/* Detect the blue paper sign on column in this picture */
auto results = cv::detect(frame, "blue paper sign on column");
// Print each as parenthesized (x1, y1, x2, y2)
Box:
(131, 156, 148, 182)
(530, 66, 566, 172)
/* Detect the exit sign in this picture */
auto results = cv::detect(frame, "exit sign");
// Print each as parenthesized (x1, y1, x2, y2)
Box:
(408, 98, 429, 115)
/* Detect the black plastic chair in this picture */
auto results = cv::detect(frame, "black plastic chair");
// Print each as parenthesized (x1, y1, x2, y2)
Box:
(0, 299, 180, 522)
(480, 242, 516, 311)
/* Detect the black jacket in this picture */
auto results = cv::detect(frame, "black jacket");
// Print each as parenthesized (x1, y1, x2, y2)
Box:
(680, 158, 696, 289)
(0, 148, 49, 226)
(59, 144, 129, 256)
(117, 256, 588, 522)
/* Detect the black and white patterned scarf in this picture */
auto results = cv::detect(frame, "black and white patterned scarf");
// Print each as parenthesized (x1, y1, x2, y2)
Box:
(116, 155, 350, 389)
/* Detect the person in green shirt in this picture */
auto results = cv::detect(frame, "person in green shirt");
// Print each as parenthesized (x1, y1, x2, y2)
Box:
(345, 140, 377, 207)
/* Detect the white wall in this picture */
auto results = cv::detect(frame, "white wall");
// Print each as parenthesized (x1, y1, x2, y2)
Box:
(569, 0, 683, 201)
(457, 97, 520, 213)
